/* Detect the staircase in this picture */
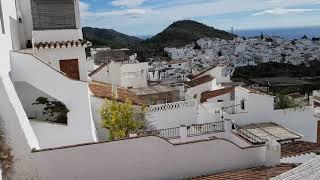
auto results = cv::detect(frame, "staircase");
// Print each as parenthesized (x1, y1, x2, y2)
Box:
(10, 51, 97, 148)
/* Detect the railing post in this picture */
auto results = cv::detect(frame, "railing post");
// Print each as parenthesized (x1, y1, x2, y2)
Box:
(180, 125, 188, 139)
(224, 119, 232, 133)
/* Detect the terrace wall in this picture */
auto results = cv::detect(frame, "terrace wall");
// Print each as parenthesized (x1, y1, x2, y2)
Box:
(31, 136, 266, 180)
(147, 100, 198, 129)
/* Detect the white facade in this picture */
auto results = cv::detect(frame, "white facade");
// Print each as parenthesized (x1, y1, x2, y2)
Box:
(34, 47, 88, 81)
(30, 135, 276, 180)
(91, 61, 149, 88)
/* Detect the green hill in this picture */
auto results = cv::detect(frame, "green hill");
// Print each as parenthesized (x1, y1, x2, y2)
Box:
(132, 20, 236, 61)
(147, 20, 235, 47)
(83, 20, 236, 61)
(82, 27, 142, 49)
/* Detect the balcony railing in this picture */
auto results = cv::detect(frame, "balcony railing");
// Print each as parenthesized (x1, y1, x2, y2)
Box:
(187, 121, 225, 136)
(138, 127, 180, 139)
(232, 123, 268, 145)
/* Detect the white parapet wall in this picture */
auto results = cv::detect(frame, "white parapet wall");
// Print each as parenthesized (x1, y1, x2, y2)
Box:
(147, 100, 198, 129)
(31, 136, 266, 180)
(32, 29, 83, 43)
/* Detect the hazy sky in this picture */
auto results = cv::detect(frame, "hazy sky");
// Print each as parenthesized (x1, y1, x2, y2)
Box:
(80, 0, 320, 36)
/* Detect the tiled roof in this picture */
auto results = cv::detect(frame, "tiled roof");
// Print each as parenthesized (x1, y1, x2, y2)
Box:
(185, 75, 214, 87)
(190, 164, 296, 180)
(33, 40, 92, 49)
(272, 156, 320, 180)
(281, 141, 320, 158)
(200, 87, 234, 103)
(188, 66, 216, 80)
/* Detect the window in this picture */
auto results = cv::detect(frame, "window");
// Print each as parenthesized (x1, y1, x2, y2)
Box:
(240, 99, 245, 110)
(218, 100, 224, 102)
(0, 0, 5, 34)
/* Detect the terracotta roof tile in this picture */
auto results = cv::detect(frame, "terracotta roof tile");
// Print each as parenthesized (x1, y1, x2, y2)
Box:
(281, 141, 320, 158)
(185, 75, 214, 87)
(189, 164, 296, 180)
(33, 40, 91, 49)
(200, 87, 235, 103)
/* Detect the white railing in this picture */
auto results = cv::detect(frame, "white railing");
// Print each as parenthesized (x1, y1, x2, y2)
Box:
(147, 100, 196, 113)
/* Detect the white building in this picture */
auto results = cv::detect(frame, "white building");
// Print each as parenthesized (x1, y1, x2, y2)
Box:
(89, 59, 149, 89)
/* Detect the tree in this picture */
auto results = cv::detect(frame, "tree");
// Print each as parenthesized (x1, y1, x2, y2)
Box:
(274, 91, 303, 110)
(100, 98, 149, 140)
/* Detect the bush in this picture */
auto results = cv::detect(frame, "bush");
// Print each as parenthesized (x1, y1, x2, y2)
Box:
(0, 131, 13, 177)
(100, 98, 150, 140)
(33, 97, 69, 124)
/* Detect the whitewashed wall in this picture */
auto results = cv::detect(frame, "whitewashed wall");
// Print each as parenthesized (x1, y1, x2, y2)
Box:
(147, 100, 198, 129)
(186, 79, 219, 102)
(0, 1, 39, 179)
(91, 62, 121, 85)
(31, 136, 266, 180)
(273, 107, 317, 143)
(16, 0, 33, 44)
(11, 52, 97, 148)
(0, 75, 39, 180)
(226, 88, 317, 143)
(32, 29, 83, 43)
(120, 62, 148, 88)
(34, 47, 88, 81)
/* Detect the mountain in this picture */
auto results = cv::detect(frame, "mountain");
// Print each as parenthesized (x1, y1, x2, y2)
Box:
(146, 20, 235, 47)
(132, 20, 236, 61)
(82, 27, 142, 49)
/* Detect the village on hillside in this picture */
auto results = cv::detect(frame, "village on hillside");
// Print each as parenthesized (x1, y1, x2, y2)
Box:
(0, 0, 320, 179)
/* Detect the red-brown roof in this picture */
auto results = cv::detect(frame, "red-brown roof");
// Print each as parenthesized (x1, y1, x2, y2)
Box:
(185, 75, 214, 87)
(190, 164, 296, 180)
(188, 66, 216, 80)
(281, 141, 320, 158)
(34, 40, 91, 49)
(200, 87, 235, 103)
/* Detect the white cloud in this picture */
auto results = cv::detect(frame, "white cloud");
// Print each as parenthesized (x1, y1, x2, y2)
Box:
(80, 0, 320, 35)
(253, 8, 320, 16)
(111, 0, 146, 8)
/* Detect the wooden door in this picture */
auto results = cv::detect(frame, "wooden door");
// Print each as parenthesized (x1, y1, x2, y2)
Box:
(59, 59, 80, 80)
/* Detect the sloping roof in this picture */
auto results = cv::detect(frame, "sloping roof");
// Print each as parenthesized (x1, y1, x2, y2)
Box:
(188, 66, 216, 80)
(33, 40, 91, 49)
(88, 62, 108, 76)
(185, 75, 214, 87)
(272, 157, 320, 180)
(281, 141, 320, 158)
(191, 164, 296, 180)
(200, 87, 234, 103)
(239, 123, 302, 144)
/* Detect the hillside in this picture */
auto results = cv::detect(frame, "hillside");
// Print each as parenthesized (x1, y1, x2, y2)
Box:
(147, 20, 235, 47)
(82, 27, 142, 49)
(132, 20, 236, 61)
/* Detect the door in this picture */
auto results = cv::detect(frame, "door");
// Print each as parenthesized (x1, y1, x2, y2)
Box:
(59, 59, 80, 80)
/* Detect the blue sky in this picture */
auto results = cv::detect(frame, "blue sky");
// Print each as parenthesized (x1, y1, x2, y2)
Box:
(80, 0, 320, 36)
